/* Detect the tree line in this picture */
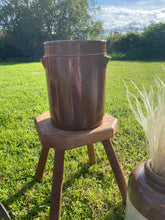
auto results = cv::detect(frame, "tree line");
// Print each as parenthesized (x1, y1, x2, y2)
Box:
(0, 0, 103, 60)
(106, 22, 165, 60)
(0, 0, 165, 61)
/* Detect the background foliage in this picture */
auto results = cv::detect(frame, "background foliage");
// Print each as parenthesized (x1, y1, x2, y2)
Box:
(0, 0, 103, 60)
(1, 1, 165, 61)
(106, 23, 165, 60)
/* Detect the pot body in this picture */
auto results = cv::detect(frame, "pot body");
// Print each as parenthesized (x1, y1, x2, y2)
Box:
(41, 40, 110, 130)
(125, 159, 165, 220)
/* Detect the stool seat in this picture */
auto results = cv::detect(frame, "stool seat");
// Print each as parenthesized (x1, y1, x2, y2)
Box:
(34, 111, 127, 220)
(34, 111, 118, 150)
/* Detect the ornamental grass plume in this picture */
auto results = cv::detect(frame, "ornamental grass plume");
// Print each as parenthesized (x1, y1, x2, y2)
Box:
(125, 76, 165, 178)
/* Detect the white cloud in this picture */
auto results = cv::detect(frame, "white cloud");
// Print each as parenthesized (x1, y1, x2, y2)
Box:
(96, 6, 165, 34)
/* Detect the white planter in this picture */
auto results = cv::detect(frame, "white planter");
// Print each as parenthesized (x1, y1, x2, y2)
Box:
(124, 196, 147, 220)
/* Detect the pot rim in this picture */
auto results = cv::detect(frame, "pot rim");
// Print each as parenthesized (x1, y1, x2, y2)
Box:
(44, 40, 106, 45)
(43, 40, 107, 56)
(145, 159, 165, 181)
(145, 159, 165, 194)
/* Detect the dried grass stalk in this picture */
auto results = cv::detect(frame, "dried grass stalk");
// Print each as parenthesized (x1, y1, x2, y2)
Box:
(125, 77, 165, 178)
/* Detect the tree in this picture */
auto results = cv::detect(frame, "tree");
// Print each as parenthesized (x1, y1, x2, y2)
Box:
(106, 31, 122, 54)
(0, 0, 45, 58)
(142, 23, 165, 49)
(106, 22, 165, 60)
(0, 0, 103, 59)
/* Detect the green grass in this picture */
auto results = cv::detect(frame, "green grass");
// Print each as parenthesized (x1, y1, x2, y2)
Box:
(0, 61, 165, 219)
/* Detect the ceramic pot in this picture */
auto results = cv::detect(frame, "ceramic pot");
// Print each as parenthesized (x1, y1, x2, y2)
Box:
(125, 159, 165, 220)
(41, 40, 110, 130)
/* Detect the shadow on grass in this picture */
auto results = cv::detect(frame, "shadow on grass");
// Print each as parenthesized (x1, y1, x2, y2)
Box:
(63, 161, 92, 191)
(1, 162, 91, 219)
(19, 162, 93, 219)
(111, 57, 165, 62)
(1, 177, 37, 219)
(1, 177, 50, 219)
(1, 161, 125, 219)
(2, 179, 36, 204)
(101, 204, 125, 220)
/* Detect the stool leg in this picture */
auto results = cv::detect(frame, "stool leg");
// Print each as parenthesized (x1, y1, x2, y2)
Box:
(102, 139, 127, 204)
(49, 149, 65, 220)
(34, 146, 50, 182)
(87, 144, 97, 164)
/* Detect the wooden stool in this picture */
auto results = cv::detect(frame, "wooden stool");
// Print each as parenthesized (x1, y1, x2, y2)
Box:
(34, 111, 127, 220)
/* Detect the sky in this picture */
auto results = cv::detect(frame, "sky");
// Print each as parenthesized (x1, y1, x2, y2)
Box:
(96, 0, 165, 34)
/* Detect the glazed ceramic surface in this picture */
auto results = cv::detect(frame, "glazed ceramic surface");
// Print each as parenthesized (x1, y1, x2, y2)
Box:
(41, 40, 110, 130)
(126, 160, 165, 220)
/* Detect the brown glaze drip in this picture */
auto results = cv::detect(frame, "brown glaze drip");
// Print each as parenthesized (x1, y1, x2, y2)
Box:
(41, 40, 110, 130)
(128, 159, 165, 220)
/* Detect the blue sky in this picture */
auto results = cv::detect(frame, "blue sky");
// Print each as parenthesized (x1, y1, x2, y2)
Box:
(96, 0, 165, 33)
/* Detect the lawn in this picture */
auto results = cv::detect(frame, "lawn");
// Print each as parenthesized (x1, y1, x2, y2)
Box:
(0, 61, 165, 219)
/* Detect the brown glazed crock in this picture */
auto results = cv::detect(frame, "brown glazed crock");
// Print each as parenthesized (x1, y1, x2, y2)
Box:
(41, 40, 110, 130)
(128, 159, 165, 220)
